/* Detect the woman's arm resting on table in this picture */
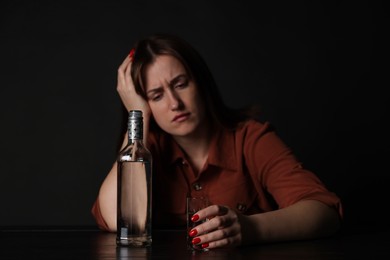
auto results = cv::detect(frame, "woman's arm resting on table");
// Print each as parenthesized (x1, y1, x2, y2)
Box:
(191, 200, 341, 248)
(96, 160, 120, 232)
(242, 200, 341, 245)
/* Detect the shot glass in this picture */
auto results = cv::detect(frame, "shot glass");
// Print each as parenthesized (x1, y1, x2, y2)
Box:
(186, 196, 209, 251)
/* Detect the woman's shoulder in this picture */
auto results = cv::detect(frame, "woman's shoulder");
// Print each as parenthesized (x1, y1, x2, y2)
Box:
(235, 119, 275, 136)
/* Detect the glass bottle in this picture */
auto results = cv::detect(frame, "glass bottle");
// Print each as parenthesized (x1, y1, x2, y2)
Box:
(116, 110, 152, 247)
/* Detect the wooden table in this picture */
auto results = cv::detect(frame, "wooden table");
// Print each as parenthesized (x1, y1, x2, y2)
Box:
(1, 226, 389, 259)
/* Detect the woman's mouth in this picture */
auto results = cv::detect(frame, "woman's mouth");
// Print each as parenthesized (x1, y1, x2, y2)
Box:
(172, 112, 191, 122)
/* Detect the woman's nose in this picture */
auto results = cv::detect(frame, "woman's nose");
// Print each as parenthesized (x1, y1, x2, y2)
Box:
(168, 92, 182, 110)
(169, 97, 180, 110)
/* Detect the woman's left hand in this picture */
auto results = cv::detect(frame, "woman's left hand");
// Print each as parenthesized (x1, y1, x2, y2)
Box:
(188, 205, 246, 249)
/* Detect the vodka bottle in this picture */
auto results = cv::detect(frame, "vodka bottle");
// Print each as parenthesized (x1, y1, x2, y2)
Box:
(116, 110, 152, 247)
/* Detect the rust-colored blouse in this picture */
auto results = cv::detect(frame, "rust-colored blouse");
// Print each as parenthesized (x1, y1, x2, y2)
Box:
(91, 120, 342, 230)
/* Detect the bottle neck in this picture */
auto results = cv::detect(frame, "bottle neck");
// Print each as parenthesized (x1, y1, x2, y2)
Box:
(127, 137, 144, 145)
(128, 119, 143, 140)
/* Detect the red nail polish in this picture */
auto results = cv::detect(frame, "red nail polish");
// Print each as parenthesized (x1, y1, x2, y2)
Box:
(192, 237, 201, 245)
(201, 243, 209, 249)
(191, 214, 199, 222)
(129, 48, 135, 59)
(189, 229, 198, 237)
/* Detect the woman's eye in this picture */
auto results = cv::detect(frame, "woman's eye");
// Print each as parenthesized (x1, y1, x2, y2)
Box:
(149, 94, 162, 101)
(175, 81, 188, 89)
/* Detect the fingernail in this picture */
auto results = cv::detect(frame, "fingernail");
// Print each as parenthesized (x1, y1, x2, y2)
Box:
(201, 243, 209, 249)
(192, 237, 201, 245)
(191, 214, 199, 222)
(189, 229, 198, 237)
(129, 48, 135, 59)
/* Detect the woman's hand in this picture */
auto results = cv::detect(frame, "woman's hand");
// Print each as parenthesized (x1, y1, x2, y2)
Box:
(116, 50, 150, 117)
(188, 205, 249, 249)
(188, 200, 342, 249)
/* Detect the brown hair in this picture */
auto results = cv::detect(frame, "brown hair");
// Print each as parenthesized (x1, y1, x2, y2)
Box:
(130, 33, 261, 131)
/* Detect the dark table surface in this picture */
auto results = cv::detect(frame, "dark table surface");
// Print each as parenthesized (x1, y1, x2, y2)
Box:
(0, 226, 389, 259)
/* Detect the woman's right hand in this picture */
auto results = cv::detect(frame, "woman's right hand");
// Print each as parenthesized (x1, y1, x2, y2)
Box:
(116, 50, 151, 118)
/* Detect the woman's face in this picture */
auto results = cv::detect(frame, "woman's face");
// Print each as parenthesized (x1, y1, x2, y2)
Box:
(144, 55, 206, 138)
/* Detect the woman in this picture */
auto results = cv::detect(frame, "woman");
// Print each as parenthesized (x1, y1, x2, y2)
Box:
(92, 33, 342, 249)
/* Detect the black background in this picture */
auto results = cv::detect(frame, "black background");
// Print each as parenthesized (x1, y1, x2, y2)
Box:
(0, 0, 387, 229)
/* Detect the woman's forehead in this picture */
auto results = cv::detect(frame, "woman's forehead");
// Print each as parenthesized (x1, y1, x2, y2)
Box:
(144, 55, 187, 86)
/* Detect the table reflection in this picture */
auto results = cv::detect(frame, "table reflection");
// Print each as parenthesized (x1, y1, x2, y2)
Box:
(1, 227, 388, 259)
(92, 230, 346, 259)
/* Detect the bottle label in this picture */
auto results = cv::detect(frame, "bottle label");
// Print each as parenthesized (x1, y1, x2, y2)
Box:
(129, 118, 142, 140)
(128, 110, 143, 140)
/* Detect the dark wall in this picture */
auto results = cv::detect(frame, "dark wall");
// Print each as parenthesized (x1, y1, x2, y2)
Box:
(0, 0, 387, 228)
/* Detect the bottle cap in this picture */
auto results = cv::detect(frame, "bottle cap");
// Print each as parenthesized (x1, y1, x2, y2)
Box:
(129, 110, 143, 120)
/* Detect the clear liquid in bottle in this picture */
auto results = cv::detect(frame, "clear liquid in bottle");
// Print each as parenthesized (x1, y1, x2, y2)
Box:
(116, 110, 152, 247)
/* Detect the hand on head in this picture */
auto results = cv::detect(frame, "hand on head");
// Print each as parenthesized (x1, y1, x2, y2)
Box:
(116, 48, 151, 117)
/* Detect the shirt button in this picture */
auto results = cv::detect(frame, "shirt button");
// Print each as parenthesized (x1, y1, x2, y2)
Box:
(236, 203, 247, 212)
(192, 182, 202, 191)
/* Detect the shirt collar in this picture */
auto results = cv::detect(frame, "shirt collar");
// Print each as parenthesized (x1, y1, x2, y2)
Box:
(207, 127, 237, 171)
(166, 127, 238, 171)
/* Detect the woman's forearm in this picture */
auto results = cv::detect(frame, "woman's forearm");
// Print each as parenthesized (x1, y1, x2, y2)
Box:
(98, 162, 118, 232)
(241, 200, 341, 245)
